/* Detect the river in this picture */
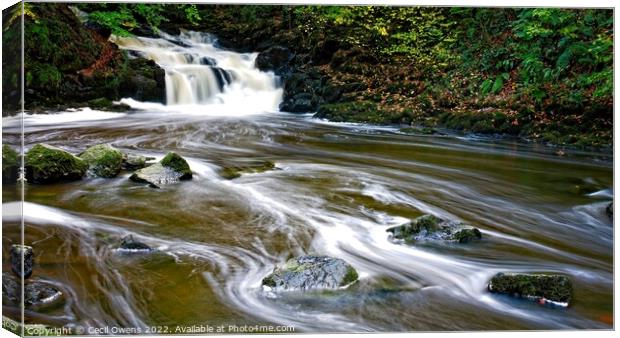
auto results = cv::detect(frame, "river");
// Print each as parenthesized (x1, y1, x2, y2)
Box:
(1, 30, 613, 332)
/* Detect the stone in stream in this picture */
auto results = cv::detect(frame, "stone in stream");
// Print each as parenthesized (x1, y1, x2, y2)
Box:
(121, 153, 156, 171)
(386, 214, 482, 244)
(488, 273, 573, 306)
(10, 245, 34, 279)
(79, 144, 124, 178)
(130, 152, 192, 188)
(2, 274, 64, 309)
(606, 202, 613, 220)
(220, 161, 276, 180)
(261, 255, 359, 291)
(25, 143, 88, 184)
(2, 144, 19, 183)
(118, 235, 152, 252)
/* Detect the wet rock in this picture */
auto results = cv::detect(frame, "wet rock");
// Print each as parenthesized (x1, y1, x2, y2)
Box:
(606, 202, 613, 220)
(280, 93, 316, 113)
(261, 255, 358, 291)
(86, 97, 130, 112)
(118, 235, 152, 252)
(386, 214, 482, 244)
(25, 144, 87, 183)
(220, 161, 275, 180)
(130, 152, 192, 188)
(121, 153, 155, 171)
(488, 273, 572, 306)
(255, 45, 293, 75)
(2, 144, 19, 183)
(10, 245, 34, 279)
(79, 144, 123, 178)
(2, 274, 64, 309)
(119, 58, 166, 103)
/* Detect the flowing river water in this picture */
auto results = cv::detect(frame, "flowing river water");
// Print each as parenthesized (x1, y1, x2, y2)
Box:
(2, 31, 613, 332)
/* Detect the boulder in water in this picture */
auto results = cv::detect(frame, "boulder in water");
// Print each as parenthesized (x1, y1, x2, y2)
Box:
(130, 152, 192, 188)
(220, 161, 275, 180)
(79, 144, 123, 178)
(261, 255, 359, 291)
(2, 144, 19, 183)
(386, 214, 482, 244)
(488, 273, 572, 306)
(2, 274, 64, 309)
(118, 235, 152, 252)
(121, 153, 155, 171)
(25, 144, 87, 183)
(10, 245, 34, 279)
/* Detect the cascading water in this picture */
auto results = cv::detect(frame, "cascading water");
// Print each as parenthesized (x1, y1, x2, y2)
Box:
(111, 30, 283, 114)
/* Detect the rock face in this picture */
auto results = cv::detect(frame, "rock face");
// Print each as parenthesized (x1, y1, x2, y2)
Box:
(220, 161, 275, 180)
(387, 214, 482, 244)
(118, 235, 152, 252)
(25, 144, 87, 183)
(130, 152, 192, 188)
(10, 245, 34, 279)
(262, 255, 359, 291)
(2, 144, 19, 183)
(2, 274, 64, 308)
(488, 273, 573, 306)
(79, 144, 124, 178)
(255, 46, 292, 75)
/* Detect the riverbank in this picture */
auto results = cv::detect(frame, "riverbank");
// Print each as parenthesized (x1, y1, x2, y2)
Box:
(2, 4, 612, 148)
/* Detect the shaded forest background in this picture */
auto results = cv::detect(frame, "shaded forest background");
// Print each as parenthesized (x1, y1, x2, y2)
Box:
(2, 3, 613, 147)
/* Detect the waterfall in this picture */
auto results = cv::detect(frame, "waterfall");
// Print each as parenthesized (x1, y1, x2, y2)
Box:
(111, 30, 282, 114)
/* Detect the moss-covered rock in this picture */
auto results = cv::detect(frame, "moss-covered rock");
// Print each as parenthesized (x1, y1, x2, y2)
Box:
(220, 161, 275, 180)
(386, 214, 482, 244)
(261, 255, 359, 291)
(25, 144, 87, 183)
(488, 273, 573, 305)
(130, 152, 192, 188)
(160, 152, 192, 179)
(2, 144, 19, 183)
(79, 144, 123, 178)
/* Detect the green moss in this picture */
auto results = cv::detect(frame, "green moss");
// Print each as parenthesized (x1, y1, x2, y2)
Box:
(79, 144, 123, 178)
(488, 273, 573, 304)
(452, 228, 482, 243)
(160, 152, 192, 179)
(315, 101, 390, 124)
(25, 144, 87, 183)
(340, 265, 359, 286)
(262, 275, 276, 287)
(2, 144, 19, 182)
(220, 161, 275, 180)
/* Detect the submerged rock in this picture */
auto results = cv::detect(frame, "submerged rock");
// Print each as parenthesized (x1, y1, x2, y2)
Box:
(220, 161, 275, 180)
(2, 274, 64, 309)
(130, 152, 192, 188)
(25, 143, 87, 183)
(10, 245, 34, 279)
(606, 202, 613, 220)
(386, 214, 482, 244)
(488, 273, 572, 306)
(121, 153, 155, 171)
(261, 255, 359, 291)
(2, 144, 19, 183)
(118, 235, 152, 252)
(79, 144, 123, 178)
